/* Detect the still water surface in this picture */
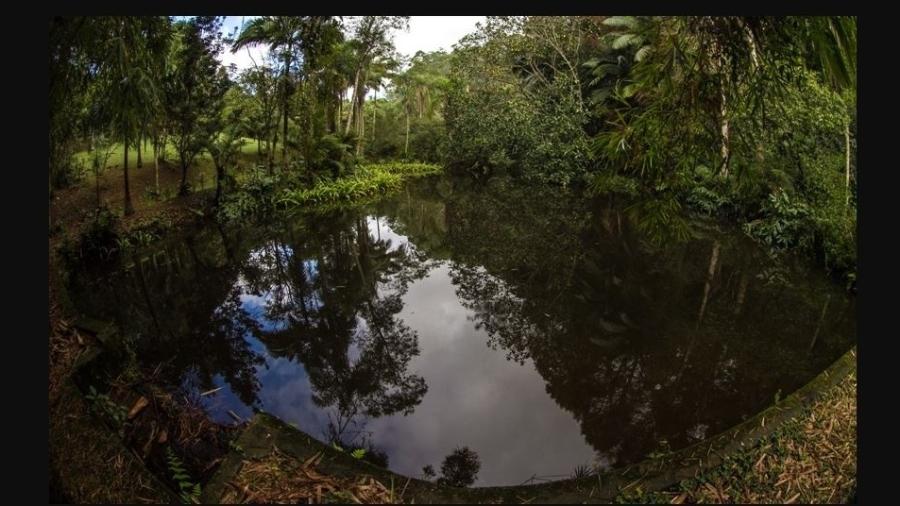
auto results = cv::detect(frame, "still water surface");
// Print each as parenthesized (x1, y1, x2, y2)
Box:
(67, 175, 856, 486)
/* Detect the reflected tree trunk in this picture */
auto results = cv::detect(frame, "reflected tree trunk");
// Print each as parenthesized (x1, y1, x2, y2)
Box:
(135, 260, 166, 339)
(808, 294, 832, 352)
(734, 272, 749, 315)
(696, 240, 721, 326)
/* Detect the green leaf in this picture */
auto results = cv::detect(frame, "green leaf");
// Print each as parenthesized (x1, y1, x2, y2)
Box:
(634, 46, 652, 62)
(612, 33, 643, 50)
(602, 16, 639, 30)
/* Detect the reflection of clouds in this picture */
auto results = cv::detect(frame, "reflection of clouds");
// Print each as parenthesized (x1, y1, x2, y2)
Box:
(367, 216, 411, 253)
(365, 264, 597, 486)
(202, 216, 601, 486)
(255, 355, 331, 436)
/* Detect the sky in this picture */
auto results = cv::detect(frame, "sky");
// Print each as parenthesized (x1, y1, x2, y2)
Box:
(218, 16, 485, 73)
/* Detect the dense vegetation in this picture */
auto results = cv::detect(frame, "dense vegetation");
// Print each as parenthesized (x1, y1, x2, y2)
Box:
(50, 15, 856, 283)
(50, 16, 857, 502)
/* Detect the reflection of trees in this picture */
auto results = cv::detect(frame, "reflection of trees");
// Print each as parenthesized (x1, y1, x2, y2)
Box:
(239, 211, 430, 445)
(66, 225, 267, 406)
(436, 176, 856, 466)
(65, 206, 434, 436)
(65, 174, 856, 469)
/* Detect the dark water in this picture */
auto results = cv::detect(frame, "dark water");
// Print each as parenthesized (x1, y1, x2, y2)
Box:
(65, 175, 856, 486)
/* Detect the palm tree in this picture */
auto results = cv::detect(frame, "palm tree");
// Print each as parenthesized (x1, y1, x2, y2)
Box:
(363, 55, 398, 147)
(233, 17, 306, 166)
(393, 52, 448, 157)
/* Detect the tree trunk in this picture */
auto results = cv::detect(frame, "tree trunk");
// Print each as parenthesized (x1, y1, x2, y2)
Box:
(334, 90, 344, 133)
(844, 116, 851, 208)
(270, 132, 277, 173)
(372, 89, 376, 142)
(355, 80, 366, 157)
(95, 163, 102, 209)
(345, 69, 361, 135)
(719, 80, 730, 179)
(282, 102, 289, 166)
(137, 131, 143, 168)
(154, 136, 160, 196)
(215, 164, 224, 205)
(282, 51, 291, 167)
(179, 152, 189, 196)
(123, 137, 134, 215)
(405, 112, 410, 157)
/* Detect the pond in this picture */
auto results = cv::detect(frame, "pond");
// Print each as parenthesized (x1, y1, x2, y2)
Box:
(65, 175, 856, 486)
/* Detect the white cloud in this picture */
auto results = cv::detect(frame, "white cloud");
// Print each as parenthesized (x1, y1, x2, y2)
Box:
(392, 16, 485, 61)
(216, 16, 484, 73)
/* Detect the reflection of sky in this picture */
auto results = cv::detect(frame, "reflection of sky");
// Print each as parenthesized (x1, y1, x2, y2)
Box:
(367, 216, 410, 253)
(367, 263, 598, 485)
(197, 218, 599, 486)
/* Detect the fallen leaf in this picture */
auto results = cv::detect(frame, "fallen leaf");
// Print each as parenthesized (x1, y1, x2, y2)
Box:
(128, 396, 150, 419)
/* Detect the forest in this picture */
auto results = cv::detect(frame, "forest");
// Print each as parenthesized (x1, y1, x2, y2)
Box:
(49, 15, 856, 504)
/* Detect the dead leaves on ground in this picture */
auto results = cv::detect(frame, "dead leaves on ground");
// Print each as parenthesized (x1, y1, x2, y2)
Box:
(220, 447, 395, 504)
(670, 371, 856, 504)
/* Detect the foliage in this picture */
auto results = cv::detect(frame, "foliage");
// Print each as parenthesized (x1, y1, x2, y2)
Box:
(436, 446, 481, 488)
(280, 169, 403, 206)
(217, 166, 281, 222)
(743, 189, 813, 251)
(445, 17, 595, 185)
(626, 194, 693, 246)
(165, 446, 201, 504)
(278, 163, 440, 207)
(84, 385, 128, 429)
(587, 172, 640, 198)
(58, 206, 122, 263)
(165, 16, 230, 194)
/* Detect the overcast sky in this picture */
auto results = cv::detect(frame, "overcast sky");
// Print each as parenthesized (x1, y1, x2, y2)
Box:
(218, 16, 485, 73)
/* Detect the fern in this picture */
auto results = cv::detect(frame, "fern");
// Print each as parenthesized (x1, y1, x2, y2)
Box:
(166, 447, 201, 504)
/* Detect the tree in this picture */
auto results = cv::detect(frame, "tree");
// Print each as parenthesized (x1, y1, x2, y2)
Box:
(207, 86, 249, 204)
(165, 16, 229, 195)
(104, 16, 171, 215)
(437, 447, 481, 487)
(238, 61, 279, 170)
(342, 16, 409, 156)
(393, 51, 451, 157)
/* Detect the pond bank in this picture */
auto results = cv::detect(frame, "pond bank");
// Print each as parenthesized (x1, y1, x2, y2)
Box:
(198, 348, 857, 504)
(51, 289, 855, 504)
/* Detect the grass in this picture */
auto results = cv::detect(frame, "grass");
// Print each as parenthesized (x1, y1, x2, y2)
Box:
(73, 137, 262, 171)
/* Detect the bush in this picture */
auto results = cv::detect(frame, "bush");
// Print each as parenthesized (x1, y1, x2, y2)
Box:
(436, 447, 481, 488)
(743, 189, 814, 251)
(58, 205, 121, 263)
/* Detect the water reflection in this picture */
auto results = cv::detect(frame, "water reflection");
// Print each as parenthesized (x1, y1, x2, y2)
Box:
(66, 175, 855, 486)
